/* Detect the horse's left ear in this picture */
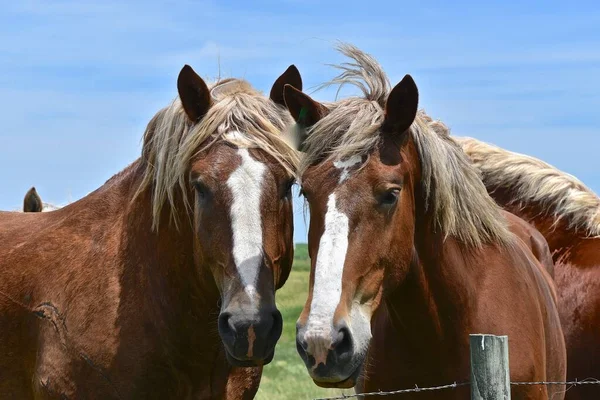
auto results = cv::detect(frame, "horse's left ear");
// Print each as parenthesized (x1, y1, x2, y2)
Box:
(23, 187, 43, 212)
(177, 65, 212, 122)
(383, 74, 419, 134)
(270, 65, 303, 107)
(282, 84, 328, 151)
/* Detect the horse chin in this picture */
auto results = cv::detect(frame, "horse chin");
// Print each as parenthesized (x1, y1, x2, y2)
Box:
(312, 363, 361, 389)
(313, 377, 355, 389)
(224, 347, 275, 367)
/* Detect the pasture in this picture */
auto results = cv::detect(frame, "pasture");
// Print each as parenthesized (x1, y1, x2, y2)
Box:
(256, 244, 353, 400)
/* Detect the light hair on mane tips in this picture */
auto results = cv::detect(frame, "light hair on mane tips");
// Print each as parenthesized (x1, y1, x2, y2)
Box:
(458, 137, 600, 237)
(301, 43, 512, 247)
(136, 78, 299, 229)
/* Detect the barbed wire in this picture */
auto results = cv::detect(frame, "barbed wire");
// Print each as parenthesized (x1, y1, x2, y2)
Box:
(313, 378, 600, 400)
(313, 382, 469, 400)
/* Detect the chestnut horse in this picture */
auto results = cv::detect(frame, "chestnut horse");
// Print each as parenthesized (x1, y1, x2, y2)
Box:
(22, 187, 61, 212)
(460, 137, 600, 400)
(283, 45, 566, 399)
(0, 64, 302, 399)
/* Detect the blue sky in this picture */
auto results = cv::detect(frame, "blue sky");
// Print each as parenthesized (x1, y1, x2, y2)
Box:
(1, 1, 599, 242)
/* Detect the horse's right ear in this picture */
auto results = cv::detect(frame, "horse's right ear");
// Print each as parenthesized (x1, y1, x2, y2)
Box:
(23, 187, 43, 213)
(270, 65, 303, 108)
(177, 65, 212, 122)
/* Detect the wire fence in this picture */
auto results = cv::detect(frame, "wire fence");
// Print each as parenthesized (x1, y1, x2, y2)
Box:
(313, 379, 600, 400)
(314, 381, 469, 399)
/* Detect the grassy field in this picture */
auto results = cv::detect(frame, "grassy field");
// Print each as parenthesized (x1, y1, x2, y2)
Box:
(255, 244, 353, 400)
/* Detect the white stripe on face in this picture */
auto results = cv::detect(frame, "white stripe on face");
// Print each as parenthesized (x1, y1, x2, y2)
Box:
(304, 194, 350, 348)
(227, 148, 266, 298)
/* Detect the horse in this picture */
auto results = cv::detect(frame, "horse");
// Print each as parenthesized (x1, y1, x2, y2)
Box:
(282, 44, 566, 399)
(22, 187, 61, 212)
(459, 137, 600, 400)
(0, 63, 303, 399)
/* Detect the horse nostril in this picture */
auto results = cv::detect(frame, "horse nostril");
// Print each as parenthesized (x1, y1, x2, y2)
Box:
(296, 336, 311, 364)
(270, 310, 283, 340)
(218, 312, 235, 340)
(296, 336, 308, 353)
(332, 325, 353, 357)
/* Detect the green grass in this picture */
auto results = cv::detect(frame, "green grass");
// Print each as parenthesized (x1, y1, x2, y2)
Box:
(293, 242, 310, 267)
(255, 244, 353, 400)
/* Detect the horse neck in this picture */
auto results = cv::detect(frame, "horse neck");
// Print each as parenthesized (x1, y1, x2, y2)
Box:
(487, 187, 581, 254)
(123, 163, 219, 313)
(384, 204, 485, 365)
(99, 161, 220, 350)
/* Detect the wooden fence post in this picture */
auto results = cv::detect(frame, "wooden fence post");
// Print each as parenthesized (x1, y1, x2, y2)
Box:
(470, 334, 511, 400)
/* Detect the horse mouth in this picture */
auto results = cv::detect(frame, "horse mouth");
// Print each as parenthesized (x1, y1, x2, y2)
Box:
(312, 364, 361, 389)
(224, 347, 275, 367)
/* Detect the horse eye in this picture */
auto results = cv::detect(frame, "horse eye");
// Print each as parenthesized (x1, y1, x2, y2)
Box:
(194, 181, 210, 200)
(380, 188, 400, 206)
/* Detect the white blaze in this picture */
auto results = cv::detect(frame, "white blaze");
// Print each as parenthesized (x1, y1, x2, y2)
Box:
(302, 159, 375, 366)
(227, 148, 266, 298)
(304, 194, 349, 346)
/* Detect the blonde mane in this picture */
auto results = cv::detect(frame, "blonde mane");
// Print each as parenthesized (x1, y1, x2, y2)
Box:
(15, 202, 61, 212)
(41, 203, 61, 212)
(301, 43, 512, 247)
(458, 137, 600, 237)
(137, 78, 299, 229)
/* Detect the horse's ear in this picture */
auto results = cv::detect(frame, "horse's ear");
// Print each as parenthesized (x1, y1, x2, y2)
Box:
(23, 187, 43, 213)
(283, 84, 327, 128)
(270, 65, 303, 108)
(383, 74, 419, 134)
(177, 65, 212, 122)
(282, 85, 328, 151)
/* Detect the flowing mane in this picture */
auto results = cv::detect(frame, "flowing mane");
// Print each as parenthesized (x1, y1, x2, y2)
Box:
(301, 43, 511, 247)
(458, 136, 600, 237)
(136, 78, 299, 228)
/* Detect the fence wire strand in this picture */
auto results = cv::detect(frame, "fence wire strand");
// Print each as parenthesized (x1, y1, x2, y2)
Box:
(313, 382, 469, 400)
(313, 379, 600, 400)
(511, 379, 600, 386)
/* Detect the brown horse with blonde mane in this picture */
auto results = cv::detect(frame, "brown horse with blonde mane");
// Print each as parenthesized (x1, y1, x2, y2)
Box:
(0, 64, 302, 399)
(283, 44, 566, 399)
(459, 137, 600, 400)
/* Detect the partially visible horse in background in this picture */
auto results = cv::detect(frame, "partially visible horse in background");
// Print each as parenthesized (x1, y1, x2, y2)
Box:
(22, 187, 61, 212)
(459, 137, 600, 400)
(0, 63, 302, 399)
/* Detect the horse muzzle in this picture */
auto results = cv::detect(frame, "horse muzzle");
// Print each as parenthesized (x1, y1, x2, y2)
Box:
(218, 304, 283, 366)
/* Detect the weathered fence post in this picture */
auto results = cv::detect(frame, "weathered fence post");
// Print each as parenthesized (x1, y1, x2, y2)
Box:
(470, 334, 511, 400)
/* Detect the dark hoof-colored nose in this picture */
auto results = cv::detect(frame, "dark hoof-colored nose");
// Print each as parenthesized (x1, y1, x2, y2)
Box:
(218, 308, 283, 364)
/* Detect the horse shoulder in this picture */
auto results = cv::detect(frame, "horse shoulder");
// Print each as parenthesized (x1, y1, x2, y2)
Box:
(0, 209, 129, 394)
(499, 239, 566, 387)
